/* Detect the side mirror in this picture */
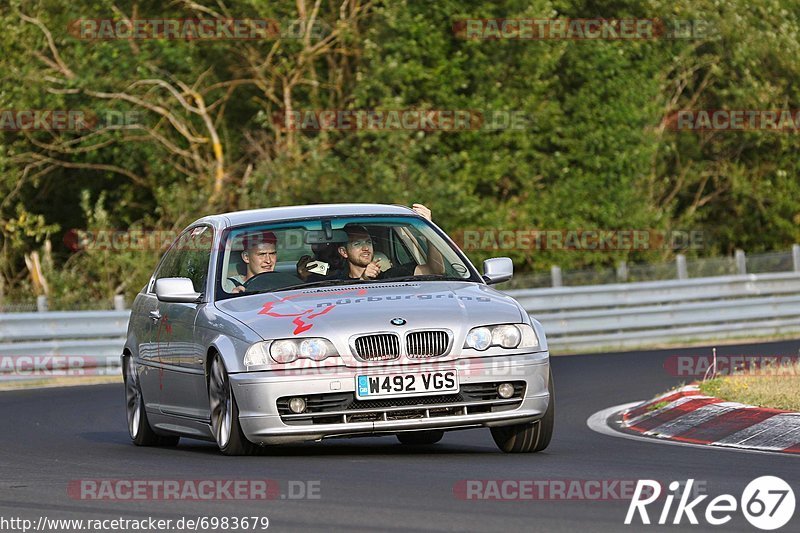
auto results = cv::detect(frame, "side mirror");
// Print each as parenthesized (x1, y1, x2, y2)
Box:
(155, 278, 202, 303)
(482, 257, 513, 285)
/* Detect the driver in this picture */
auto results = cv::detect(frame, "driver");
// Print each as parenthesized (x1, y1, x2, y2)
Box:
(224, 231, 278, 293)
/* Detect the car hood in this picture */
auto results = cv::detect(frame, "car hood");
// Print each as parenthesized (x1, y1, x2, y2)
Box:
(214, 281, 525, 344)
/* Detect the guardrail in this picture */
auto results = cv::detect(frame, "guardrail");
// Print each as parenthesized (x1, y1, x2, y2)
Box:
(506, 271, 800, 352)
(1, 272, 800, 381)
(0, 311, 128, 380)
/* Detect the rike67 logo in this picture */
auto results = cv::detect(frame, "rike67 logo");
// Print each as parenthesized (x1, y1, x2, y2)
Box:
(625, 477, 795, 530)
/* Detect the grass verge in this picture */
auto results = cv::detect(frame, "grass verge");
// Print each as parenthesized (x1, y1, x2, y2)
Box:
(698, 359, 800, 411)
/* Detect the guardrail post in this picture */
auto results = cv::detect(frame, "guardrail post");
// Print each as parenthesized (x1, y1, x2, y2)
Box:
(550, 265, 562, 287)
(36, 295, 48, 312)
(735, 249, 747, 275)
(793, 244, 800, 272)
(616, 261, 628, 282)
(676, 254, 688, 280)
(113, 295, 126, 311)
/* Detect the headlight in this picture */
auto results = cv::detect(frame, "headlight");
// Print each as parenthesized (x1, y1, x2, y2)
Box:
(244, 342, 271, 366)
(270, 340, 298, 363)
(492, 324, 521, 348)
(465, 327, 492, 350)
(464, 324, 539, 350)
(518, 323, 539, 348)
(299, 338, 329, 361)
(269, 337, 337, 364)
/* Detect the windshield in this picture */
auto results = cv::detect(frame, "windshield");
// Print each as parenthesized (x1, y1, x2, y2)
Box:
(216, 215, 478, 298)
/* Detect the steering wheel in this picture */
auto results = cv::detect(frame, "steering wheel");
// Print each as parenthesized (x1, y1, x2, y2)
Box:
(242, 271, 303, 292)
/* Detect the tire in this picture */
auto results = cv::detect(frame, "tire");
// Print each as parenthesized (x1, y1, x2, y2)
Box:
(124, 355, 179, 447)
(209, 354, 257, 456)
(491, 369, 554, 453)
(396, 430, 444, 445)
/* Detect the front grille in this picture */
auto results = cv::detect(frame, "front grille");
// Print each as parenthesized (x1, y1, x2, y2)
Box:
(277, 381, 526, 425)
(348, 394, 464, 410)
(406, 330, 449, 358)
(354, 333, 400, 361)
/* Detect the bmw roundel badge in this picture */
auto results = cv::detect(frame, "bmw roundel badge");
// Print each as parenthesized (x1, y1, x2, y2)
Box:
(390, 317, 406, 326)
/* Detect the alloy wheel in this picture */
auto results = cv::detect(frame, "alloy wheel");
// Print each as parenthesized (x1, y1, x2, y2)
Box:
(209, 356, 232, 449)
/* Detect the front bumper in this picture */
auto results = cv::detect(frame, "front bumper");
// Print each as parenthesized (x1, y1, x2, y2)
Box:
(230, 352, 550, 445)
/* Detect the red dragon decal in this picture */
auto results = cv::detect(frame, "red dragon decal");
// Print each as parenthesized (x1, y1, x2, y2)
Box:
(258, 287, 368, 335)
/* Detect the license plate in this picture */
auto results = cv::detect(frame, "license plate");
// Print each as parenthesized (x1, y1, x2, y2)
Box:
(355, 370, 458, 400)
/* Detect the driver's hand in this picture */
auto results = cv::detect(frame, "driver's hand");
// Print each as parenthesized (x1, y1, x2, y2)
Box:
(361, 260, 381, 280)
(296, 255, 314, 281)
(232, 285, 245, 294)
(412, 203, 432, 221)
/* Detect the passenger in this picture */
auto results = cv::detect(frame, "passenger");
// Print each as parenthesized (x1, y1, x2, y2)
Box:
(372, 251, 392, 272)
(224, 231, 278, 293)
(335, 204, 444, 281)
(296, 241, 346, 282)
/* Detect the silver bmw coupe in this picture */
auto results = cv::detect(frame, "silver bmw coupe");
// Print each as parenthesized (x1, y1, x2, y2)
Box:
(123, 204, 554, 455)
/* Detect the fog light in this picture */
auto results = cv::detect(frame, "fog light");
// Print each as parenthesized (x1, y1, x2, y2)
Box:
(288, 397, 307, 414)
(497, 383, 515, 399)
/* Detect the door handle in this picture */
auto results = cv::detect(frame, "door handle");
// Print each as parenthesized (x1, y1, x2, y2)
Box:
(149, 309, 161, 323)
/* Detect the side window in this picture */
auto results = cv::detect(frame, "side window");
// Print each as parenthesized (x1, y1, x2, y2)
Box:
(178, 226, 214, 293)
(152, 236, 187, 290)
(153, 226, 213, 294)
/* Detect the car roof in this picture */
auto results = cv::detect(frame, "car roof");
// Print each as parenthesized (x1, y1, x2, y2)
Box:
(192, 203, 419, 228)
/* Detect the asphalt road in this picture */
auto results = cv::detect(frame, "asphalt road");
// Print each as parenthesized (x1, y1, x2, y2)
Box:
(2, 340, 799, 533)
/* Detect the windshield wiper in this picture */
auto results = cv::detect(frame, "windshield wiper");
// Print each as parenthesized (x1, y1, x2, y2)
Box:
(240, 275, 465, 296)
(242, 274, 468, 296)
(271, 278, 366, 293)
(381, 274, 468, 283)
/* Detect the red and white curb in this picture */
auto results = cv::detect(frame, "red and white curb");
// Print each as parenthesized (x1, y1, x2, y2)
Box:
(619, 385, 800, 454)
